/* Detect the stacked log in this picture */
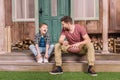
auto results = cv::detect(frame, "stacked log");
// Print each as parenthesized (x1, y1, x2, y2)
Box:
(91, 36, 115, 53)
(12, 38, 34, 50)
(114, 38, 120, 53)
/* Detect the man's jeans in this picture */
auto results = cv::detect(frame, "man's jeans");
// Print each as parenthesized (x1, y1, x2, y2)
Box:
(29, 44, 54, 58)
(54, 42, 95, 66)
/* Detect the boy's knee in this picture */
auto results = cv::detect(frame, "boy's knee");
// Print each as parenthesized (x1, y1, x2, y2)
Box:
(29, 44, 35, 49)
(50, 44, 54, 48)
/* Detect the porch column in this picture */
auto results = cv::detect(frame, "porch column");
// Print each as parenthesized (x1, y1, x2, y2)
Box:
(0, 0, 5, 53)
(102, 0, 109, 54)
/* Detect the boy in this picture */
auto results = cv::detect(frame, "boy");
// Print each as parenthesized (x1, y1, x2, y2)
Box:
(29, 23, 54, 63)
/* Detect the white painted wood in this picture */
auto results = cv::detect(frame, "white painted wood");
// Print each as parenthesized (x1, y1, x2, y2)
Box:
(0, 0, 5, 53)
(102, 0, 109, 54)
(35, 0, 39, 33)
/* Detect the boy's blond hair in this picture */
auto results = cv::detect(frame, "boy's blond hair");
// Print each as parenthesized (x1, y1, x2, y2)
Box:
(39, 23, 48, 28)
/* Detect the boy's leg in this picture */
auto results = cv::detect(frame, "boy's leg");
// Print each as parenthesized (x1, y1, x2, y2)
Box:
(29, 44, 37, 56)
(48, 44, 54, 58)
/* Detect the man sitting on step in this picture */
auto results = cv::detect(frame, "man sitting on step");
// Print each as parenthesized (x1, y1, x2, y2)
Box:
(49, 16, 97, 76)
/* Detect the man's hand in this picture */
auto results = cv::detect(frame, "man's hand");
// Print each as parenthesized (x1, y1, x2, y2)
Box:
(70, 42, 81, 47)
(62, 41, 69, 46)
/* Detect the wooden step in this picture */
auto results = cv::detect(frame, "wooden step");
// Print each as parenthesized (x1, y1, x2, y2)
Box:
(0, 61, 120, 72)
(0, 51, 120, 72)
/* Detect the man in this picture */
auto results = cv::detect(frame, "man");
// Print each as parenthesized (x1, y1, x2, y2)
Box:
(49, 16, 97, 76)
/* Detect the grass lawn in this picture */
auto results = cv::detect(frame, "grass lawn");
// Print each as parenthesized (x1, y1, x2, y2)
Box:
(0, 71, 120, 80)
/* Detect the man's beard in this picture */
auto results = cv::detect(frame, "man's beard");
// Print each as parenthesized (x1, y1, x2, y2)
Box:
(63, 27, 70, 31)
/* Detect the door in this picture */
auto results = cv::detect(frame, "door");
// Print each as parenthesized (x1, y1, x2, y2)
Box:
(39, 0, 70, 43)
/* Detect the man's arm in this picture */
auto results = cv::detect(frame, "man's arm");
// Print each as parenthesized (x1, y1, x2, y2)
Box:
(80, 34, 91, 45)
(72, 34, 91, 47)
(59, 35, 69, 46)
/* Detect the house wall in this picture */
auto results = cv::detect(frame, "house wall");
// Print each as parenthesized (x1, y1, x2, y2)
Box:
(4, 0, 35, 45)
(4, 0, 120, 45)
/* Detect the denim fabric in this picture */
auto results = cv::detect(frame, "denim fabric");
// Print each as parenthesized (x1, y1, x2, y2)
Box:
(29, 44, 54, 58)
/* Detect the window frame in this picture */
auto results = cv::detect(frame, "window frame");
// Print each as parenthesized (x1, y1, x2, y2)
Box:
(71, 0, 99, 21)
(12, 0, 35, 22)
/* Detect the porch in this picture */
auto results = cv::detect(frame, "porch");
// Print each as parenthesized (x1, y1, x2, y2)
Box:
(0, 50, 120, 72)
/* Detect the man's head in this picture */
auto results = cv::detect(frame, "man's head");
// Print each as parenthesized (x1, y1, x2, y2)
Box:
(39, 23, 48, 34)
(61, 16, 73, 30)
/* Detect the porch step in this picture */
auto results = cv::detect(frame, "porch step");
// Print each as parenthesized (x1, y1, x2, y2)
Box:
(0, 61, 120, 72)
(0, 51, 120, 72)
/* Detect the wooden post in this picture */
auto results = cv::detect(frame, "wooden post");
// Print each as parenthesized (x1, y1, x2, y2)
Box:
(0, 0, 5, 54)
(7, 26, 11, 53)
(102, 0, 109, 54)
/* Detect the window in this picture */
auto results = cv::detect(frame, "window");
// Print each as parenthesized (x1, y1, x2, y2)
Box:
(12, 0, 35, 22)
(71, 0, 99, 20)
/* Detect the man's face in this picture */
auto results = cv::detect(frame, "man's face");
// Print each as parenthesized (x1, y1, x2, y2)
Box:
(40, 25, 48, 34)
(61, 21, 70, 30)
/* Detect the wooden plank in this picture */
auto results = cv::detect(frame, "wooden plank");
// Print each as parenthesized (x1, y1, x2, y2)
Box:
(7, 26, 11, 52)
(0, 0, 5, 53)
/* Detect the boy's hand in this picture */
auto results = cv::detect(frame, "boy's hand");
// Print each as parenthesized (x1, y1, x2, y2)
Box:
(45, 53, 49, 59)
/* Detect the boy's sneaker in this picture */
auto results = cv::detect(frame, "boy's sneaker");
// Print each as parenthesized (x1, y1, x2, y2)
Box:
(49, 66, 63, 75)
(88, 65, 98, 76)
(44, 58, 48, 63)
(37, 58, 43, 63)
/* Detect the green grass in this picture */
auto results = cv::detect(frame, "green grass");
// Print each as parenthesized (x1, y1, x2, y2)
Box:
(0, 72, 120, 80)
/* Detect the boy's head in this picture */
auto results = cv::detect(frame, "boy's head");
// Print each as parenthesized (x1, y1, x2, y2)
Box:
(39, 23, 48, 34)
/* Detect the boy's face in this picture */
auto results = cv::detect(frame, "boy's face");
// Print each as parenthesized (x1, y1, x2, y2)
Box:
(40, 25, 48, 34)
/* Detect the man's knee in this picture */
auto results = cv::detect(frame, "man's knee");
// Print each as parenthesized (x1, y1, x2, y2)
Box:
(85, 42, 94, 48)
(55, 43, 61, 48)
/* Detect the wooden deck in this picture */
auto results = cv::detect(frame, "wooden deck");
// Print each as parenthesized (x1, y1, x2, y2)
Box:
(0, 50, 120, 72)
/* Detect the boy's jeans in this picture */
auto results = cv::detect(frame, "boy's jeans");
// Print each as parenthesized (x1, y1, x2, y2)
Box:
(29, 44, 54, 58)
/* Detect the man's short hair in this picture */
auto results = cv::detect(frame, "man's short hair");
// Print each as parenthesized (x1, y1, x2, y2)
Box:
(61, 16, 73, 24)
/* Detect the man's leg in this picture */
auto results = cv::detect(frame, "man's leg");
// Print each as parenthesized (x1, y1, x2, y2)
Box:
(49, 43, 69, 74)
(85, 42, 95, 66)
(85, 42, 97, 76)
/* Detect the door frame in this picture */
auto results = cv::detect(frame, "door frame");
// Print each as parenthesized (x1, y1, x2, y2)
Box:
(35, 0, 73, 33)
(35, 0, 39, 33)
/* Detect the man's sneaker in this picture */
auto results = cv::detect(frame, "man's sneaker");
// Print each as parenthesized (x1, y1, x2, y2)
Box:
(44, 58, 48, 63)
(88, 65, 98, 76)
(49, 66, 63, 75)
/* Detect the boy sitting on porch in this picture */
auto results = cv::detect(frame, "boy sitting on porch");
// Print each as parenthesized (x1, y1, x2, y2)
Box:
(29, 23, 54, 63)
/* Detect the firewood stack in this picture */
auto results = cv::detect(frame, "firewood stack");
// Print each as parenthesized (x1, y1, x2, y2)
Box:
(91, 36, 115, 53)
(91, 36, 103, 52)
(114, 38, 120, 53)
(12, 38, 34, 50)
(108, 38, 114, 53)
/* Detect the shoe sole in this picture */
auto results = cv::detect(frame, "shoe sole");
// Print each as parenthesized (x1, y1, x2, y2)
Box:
(89, 73, 98, 76)
(49, 72, 63, 75)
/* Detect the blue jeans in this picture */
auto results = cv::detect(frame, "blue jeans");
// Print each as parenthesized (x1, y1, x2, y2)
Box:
(29, 44, 54, 58)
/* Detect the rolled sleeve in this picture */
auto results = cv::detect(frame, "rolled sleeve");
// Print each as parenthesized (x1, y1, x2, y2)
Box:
(34, 33, 39, 44)
(46, 33, 50, 45)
